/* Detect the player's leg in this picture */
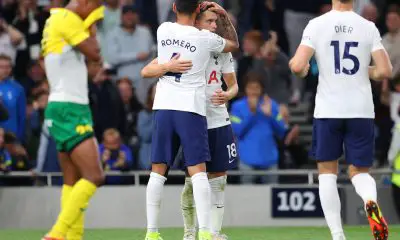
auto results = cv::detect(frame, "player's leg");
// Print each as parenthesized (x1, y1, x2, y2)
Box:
(176, 112, 212, 240)
(207, 125, 238, 239)
(345, 119, 388, 240)
(146, 110, 177, 240)
(58, 153, 85, 240)
(45, 103, 104, 239)
(181, 170, 197, 240)
(312, 119, 346, 240)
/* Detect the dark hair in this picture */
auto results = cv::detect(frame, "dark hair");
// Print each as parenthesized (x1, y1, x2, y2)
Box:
(387, 4, 400, 16)
(339, 0, 352, 3)
(244, 71, 264, 90)
(0, 54, 11, 63)
(175, 0, 200, 15)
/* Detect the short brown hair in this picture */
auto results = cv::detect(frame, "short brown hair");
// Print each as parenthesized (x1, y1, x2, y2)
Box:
(387, 4, 400, 16)
(0, 54, 12, 63)
(103, 128, 120, 140)
(339, 0, 353, 3)
(244, 71, 264, 90)
(243, 30, 264, 50)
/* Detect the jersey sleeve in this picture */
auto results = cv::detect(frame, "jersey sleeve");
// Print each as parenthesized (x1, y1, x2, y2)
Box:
(60, 13, 90, 46)
(300, 21, 316, 49)
(199, 30, 226, 53)
(221, 53, 235, 74)
(370, 24, 384, 53)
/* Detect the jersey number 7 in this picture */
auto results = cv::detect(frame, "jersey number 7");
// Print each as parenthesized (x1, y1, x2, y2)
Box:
(164, 52, 182, 82)
(330, 41, 360, 75)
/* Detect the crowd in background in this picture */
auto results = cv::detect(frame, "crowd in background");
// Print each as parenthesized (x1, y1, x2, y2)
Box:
(0, 0, 399, 185)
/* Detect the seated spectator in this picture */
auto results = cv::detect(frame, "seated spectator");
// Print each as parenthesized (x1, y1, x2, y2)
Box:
(382, 4, 400, 78)
(88, 61, 126, 141)
(0, 128, 12, 173)
(251, 32, 292, 104)
(100, 128, 133, 185)
(19, 60, 46, 98)
(0, 55, 26, 143)
(106, 5, 154, 104)
(230, 72, 288, 184)
(137, 83, 156, 170)
(117, 77, 143, 153)
(0, 100, 9, 121)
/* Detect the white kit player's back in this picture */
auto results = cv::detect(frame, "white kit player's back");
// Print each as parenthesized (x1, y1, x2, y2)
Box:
(301, 10, 383, 119)
(153, 22, 226, 116)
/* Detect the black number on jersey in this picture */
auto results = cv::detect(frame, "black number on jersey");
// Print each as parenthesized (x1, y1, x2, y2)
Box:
(164, 52, 182, 82)
(330, 41, 360, 75)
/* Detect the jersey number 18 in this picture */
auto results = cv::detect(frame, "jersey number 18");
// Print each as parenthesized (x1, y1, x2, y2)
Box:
(330, 41, 360, 75)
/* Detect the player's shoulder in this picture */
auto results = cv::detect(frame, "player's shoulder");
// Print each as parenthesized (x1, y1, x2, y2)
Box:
(157, 22, 173, 34)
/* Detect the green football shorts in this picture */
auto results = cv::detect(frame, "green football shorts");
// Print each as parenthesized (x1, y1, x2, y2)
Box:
(45, 102, 94, 152)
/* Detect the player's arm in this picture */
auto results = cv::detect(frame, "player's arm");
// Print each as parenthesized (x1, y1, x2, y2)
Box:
(289, 45, 314, 78)
(141, 55, 193, 79)
(289, 21, 316, 78)
(204, 1, 239, 53)
(369, 49, 393, 81)
(61, 14, 101, 62)
(211, 54, 238, 105)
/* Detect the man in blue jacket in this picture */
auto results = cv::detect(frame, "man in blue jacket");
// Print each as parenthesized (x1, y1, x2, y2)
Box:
(0, 55, 26, 143)
(230, 73, 288, 183)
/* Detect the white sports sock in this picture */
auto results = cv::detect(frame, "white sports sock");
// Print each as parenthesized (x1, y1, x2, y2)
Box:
(146, 172, 167, 233)
(181, 177, 197, 232)
(318, 174, 344, 237)
(351, 173, 377, 205)
(191, 172, 211, 232)
(209, 176, 227, 234)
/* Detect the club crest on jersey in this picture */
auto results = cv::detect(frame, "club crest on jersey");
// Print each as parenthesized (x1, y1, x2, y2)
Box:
(213, 54, 219, 65)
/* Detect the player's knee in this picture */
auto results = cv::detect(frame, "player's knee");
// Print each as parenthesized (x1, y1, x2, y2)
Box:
(87, 172, 105, 187)
(348, 165, 369, 179)
(317, 160, 339, 175)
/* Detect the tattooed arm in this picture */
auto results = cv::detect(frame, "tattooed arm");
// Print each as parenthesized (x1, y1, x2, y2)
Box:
(204, 1, 239, 52)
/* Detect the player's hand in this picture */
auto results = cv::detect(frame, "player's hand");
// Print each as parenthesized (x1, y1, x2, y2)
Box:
(165, 53, 193, 73)
(137, 52, 150, 61)
(260, 95, 272, 116)
(300, 63, 310, 78)
(201, 1, 227, 16)
(211, 89, 229, 106)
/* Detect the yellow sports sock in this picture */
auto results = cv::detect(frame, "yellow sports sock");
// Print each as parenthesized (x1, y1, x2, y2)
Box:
(62, 184, 85, 240)
(61, 184, 73, 209)
(48, 179, 97, 238)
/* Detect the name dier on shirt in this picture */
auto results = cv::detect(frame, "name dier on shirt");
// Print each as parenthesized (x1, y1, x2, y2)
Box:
(161, 39, 197, 52)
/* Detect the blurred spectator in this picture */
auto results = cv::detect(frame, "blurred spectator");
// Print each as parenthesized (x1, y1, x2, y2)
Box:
(237, 0, 270, 41)
(33, 122, 60, 175)
(137, 83, 156, 170)
(361, 3, 379, 24)
(388, 75, 400, 166)
(236, 30, 264, 95)
(0, 127, 12, 173)
(0, 14, 23, 65)
(26, 90, 47, 163)
(19, 60, 46, 98)
(251, 32, 292, 104)
(382, 5, 400, 78)
(230, 72, 288, 184)
(0, 0, 18, 24)
(0, 100, 9, 121)
(106, 5, 154, 104)
(117, 77, 142, 153)
(97, 0, 121, 61)
(88, 61, 126, 141)
(100, 128, 133, 184)
(0, 54, 26, 142)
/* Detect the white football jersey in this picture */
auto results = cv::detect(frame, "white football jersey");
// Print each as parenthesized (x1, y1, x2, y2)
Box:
(153, 22, 226, 116)
(206, 52, 235, 129)
(301, 10, 384, 119)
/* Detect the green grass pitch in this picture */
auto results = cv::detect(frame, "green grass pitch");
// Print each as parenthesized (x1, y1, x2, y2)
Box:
(0, 226, 399, 240)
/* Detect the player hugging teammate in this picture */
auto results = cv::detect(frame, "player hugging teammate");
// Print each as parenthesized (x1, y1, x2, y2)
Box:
(141, 0, 239, 240)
